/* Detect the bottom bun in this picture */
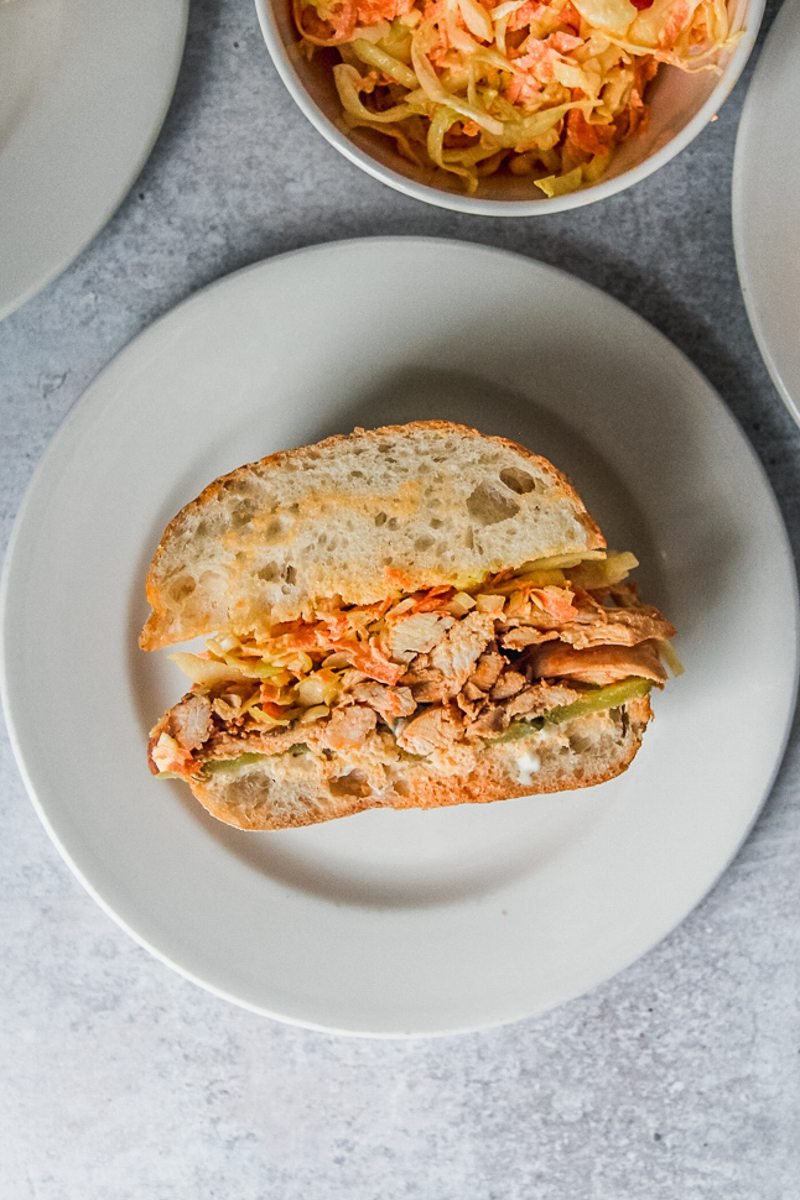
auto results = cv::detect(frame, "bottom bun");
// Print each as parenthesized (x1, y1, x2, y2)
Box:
(187, 696, 652, 831)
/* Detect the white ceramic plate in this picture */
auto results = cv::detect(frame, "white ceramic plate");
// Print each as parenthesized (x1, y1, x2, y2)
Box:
(0, 0, 187, 320)
(2, 239, 797, 1036)
(733, 1, 800, 426)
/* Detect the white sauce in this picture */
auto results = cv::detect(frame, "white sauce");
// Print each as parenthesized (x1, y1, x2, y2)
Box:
(516, 750, 541, 786)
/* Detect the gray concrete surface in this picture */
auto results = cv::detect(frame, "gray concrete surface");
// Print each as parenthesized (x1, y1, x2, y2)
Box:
(1, 0, 799, 1196)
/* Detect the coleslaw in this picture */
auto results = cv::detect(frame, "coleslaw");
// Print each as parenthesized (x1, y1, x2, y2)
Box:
(149, 547, 680, 780)
(293, 0, 734, 194)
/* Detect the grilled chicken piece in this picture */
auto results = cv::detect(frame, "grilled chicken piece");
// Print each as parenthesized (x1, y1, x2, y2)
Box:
(428, 612, 495, 696)
(532, 639, 667, 686)
(147, 692, 214, 775)
(168, 693, 213, 751)
(503, 605, 673, 651)
(467, 648, 505, 693)
(205, 721, 328, 760)
(401, 664, 450, 703)
(501, 627, 559, 651)
(401, 615, 495, 702)
(490, 669, 526, 700)
(455, 687, 486, 720)
(349, 681, 417, 724)
(464, 706, 507, 738)
(396, 705, 462, 756)
(564, 608, 674, 650)
(338, 668, 372, 691)
(463, 682, 580, 738)
(388, 612, 454, 661)
(503, 681, 580, 721)
(320, 704, 378, 751)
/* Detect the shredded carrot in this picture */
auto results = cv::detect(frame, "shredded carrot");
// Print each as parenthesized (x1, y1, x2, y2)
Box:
(565, 108, 616, 158)
(529, 586, 578, 621)
(409, 587, 455, 613)
(339, 641, 404, 684)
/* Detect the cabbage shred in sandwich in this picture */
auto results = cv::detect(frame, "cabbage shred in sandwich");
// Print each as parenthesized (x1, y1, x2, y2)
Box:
(141, 422, 677, 829)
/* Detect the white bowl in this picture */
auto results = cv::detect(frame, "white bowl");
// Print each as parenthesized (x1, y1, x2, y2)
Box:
(255, 0, 761, 215)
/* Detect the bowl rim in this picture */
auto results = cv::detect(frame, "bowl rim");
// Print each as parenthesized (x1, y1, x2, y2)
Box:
(254, 0, 765, 216)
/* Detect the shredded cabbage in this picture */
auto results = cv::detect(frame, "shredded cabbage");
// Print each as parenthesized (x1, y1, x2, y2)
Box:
(294, 0, 734, 193)
(568, 550, 639, 589)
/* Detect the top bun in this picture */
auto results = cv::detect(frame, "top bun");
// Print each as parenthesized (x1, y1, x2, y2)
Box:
(140, 421, 604, 650)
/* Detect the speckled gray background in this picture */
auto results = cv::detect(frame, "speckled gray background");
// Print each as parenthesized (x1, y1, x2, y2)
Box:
(2, 0, 799, 1196)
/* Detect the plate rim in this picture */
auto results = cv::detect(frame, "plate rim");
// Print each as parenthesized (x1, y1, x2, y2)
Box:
(732, 1, 800, 429)
(0, 0, 189, 322)
(3, 236, 799, 1037)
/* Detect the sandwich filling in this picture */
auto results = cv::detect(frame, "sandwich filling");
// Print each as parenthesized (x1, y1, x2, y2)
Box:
(148, 550, 677, 782)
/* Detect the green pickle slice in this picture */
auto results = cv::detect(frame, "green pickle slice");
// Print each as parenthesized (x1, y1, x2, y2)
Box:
(490, 677, 652, 743)
(544, 677, 652, 724)
(203, 752, 269, 775)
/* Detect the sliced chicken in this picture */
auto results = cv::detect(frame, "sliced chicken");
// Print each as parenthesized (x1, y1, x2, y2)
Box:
(503, 681, 581, 721)
(490, 669, 526, 701)
(396, 705, 462, 756)
(349, 681, 417, 724)
(206, 720, 328, 760)
(464, 706, 507, 738)
(428, 611, 495, 696)
(532, 639, 667, 686)
(400, 664, 449, 703)
(463, 682, 580, 738)
(401, 615, 496, 703)
(168, 693, 213, 751)
(338, 668, 373, 691)
(467, 648, 505, 692)
(455, 687, 486, 719)
(388, 612, 454, 661)
(320, 704, 378, 751)
(501, 627, 560, 651)
(503, 606, 673, 651)
(563, 608, 675, 650)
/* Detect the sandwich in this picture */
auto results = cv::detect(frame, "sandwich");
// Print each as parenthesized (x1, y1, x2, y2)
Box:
(141, 421, 677, 829)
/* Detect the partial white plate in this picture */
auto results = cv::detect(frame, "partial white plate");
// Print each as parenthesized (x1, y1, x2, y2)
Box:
(2, 239, 797, 1036)
(733, 1, 800, 426)
(0, 0, 187, 320)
